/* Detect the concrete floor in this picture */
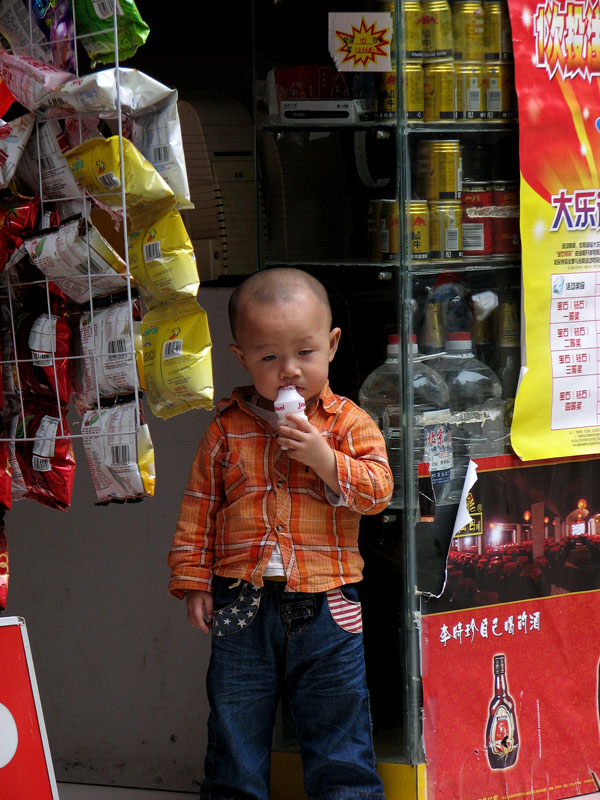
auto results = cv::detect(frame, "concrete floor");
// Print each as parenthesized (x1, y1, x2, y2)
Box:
(56, 786, 196, 799)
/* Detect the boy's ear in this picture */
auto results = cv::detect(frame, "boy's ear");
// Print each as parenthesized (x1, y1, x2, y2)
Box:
(328, 327, 341, 362)
(229, 343, 248, 372)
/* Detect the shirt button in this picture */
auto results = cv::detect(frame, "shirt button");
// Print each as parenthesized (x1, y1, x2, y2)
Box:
(277, 480, 284, 489)
(276, 524, 283, 532)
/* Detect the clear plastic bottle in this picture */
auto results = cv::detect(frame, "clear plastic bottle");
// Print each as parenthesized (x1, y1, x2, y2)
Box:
(436, 331, 503, 502)
(359, 334, 453, 507)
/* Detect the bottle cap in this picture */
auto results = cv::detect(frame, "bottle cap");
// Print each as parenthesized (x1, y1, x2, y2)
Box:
(410, 333, 418, 354)
(444, 331, 472, 352)
(493, 654, 506, 674)
(387, 334, 399, 355)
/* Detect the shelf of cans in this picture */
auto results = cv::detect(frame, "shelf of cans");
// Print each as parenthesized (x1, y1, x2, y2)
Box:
(0, 0, 213, 521)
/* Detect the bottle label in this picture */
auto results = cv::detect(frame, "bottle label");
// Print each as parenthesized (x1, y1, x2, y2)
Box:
(423, 412, 453, 485)
(489, 705, 516, 756)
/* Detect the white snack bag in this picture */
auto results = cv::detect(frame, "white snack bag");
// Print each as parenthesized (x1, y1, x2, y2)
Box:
(23, 216, 128, 304)
(0, 53, 72, 110)
(132, 93, 192, 210)
(17, 118, 81, 201)
(75, 303, 142, 411)
(41, 67, 174, 118)
(82, 401, 155, 504)
(0, 112, 35, 188)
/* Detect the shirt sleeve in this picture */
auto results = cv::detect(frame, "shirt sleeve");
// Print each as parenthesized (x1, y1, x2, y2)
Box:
(167, 421, 225, 598)
(332, 405, 394, 515)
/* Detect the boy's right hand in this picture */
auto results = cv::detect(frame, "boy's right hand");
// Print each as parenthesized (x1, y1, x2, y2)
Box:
(186, 590, 214, 634)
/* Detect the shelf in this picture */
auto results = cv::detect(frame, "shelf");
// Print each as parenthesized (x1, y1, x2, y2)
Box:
(408, 255, 521, 273)
(260, 119, 396, 134)
(260, 119, 518, 135)
(405, 120, 518, 134)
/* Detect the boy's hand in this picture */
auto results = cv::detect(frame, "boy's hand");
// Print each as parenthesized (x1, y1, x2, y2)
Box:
(278, 414, 341, 496)
(186, 590, 213, 634)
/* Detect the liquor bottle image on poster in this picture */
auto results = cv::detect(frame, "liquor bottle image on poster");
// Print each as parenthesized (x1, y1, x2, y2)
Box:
(485, 654, 519, 769)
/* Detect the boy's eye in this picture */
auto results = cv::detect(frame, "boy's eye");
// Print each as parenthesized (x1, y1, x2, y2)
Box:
(299, 349, 312, 356)
(262, 355, 276, 362)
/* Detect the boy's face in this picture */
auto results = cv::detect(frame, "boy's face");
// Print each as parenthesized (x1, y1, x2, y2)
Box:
(230, 291, 341, 405)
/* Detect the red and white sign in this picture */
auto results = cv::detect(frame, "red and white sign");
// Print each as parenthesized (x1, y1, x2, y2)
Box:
(0, 616, 58, 799)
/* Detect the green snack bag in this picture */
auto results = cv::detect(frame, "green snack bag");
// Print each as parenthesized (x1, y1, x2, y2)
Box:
(74, 0, 150, 65)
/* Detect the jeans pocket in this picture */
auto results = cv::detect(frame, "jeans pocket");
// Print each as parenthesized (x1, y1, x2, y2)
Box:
(212, 581, 261, 637)
(326, 586, 363, 634)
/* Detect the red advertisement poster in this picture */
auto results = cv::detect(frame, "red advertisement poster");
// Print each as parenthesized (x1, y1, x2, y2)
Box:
(422, 455, 600, 799)
(0, 618, 58, 799)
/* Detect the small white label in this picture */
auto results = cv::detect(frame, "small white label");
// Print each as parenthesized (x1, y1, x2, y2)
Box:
(97, 171, 120, 189)
(111, 444, 131, 466)
(163, 339, 183, 359)
(32, 455, 51, 472)
(152, 145, 169, 163)
(32, 415, 59, 459)
(92, 0, 124, 19)
(107, 338, 128, 360)
(143, 240, 163, 262)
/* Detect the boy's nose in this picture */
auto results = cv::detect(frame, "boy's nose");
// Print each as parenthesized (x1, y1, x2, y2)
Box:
(280, 359, 301, 379)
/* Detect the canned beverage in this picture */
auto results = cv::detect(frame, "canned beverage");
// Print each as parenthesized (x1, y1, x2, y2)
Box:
(368, 200, 383, 260)
(461, 179, 493, 255)
(492, 180, 520, 254)
(484, 0, 513, 61)
(453, 0, 485, 61)
(379, 199, 400, 260)
(484, 61, 515, 119)
(416, 140, 462, 200)
(403, 61, 424, 120)
(408, 201, 430, 260)
(420, 0, 454, 60)
(405, 0, 425, 57)
(377, 69, 397, 117)
(424, 60, 456, 121)
(430, 200, 463, 259)
(455, 62, 485, 120)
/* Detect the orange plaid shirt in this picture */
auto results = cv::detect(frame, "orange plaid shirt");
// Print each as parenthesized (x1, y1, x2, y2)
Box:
(168, 382, 393, 596)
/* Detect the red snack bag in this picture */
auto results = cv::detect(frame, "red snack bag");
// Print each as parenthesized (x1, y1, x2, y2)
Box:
(0, 440, 12, 512)
(0, 77, 15, 118)
(0, 193, 40, 270)
(14, 309, 73, 406)
(0, 520, 8, 612)
(12, 399, 75, 510)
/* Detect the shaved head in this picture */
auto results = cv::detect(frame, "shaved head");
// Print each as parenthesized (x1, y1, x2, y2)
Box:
(228, 268, 332, 342)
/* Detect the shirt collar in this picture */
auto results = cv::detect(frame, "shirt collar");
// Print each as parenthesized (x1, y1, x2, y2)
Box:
(217, 381, 342, 417)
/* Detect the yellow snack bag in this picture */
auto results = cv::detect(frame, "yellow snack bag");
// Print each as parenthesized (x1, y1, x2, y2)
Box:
(128, 208, 199, 307)
(142, 297, 213, 419)
(65, 135, 175, 212)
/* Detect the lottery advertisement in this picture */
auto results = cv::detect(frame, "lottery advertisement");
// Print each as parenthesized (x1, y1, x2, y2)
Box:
(422, 454, 600, 800)
(509, 0, 600, 460)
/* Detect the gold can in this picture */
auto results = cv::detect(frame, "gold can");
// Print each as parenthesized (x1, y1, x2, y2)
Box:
(484, 0, 513, 61)
(484, 61, 515, 119)
(379, 199, 400, 261)
(403, 61, 424, 120)
(420, 0, 454, 60)
(424, 59, 455, 121)
(453, 0, 485, 60)
(455, 62, 485, 120)
(377, 69, 397, 117)
(405, 0, 425, 58)
(368, 200, 383, 260)
(421, 299, 445, 354)
(429, 200, 463, 259)
(416, 140, 462, 200)
(408, 201, 430, 260)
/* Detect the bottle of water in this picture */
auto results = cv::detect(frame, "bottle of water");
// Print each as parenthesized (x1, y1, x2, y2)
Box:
(359, 335, 453, 508)
(436, 331, 504, 503)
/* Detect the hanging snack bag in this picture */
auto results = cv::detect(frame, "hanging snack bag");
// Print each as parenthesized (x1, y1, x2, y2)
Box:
(0, 54, 72, 110)
(0, 519, 8, 611)
(128, 208, 199, 307)
(65, 136, 175, 216)
(14, 311, 73, 406)
(12, 401, 75, 511)
(0, 112, 35, 189)
(23, 215, 129, 304)
(0, 442, 12, 513)
(82, 400, 155, 504)
(132, 94, 192, 209)
(142, 297, 213, 419)
(74, 0, 149, 66)
(74, 301, 143, 412)
(17, 118, 82, 206)
(0, 194, 40, 269)
(0, 0, 76, 73)
(42, 68, 172, 119)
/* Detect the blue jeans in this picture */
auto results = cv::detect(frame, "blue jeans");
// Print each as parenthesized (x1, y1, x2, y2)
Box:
(201, 576, 385, 800)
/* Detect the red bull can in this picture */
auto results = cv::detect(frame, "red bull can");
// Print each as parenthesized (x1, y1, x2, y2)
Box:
(484, 0, 513, 61)
(380, 199, 400, 260)
(416, 140, 462, 200)
(424, 60, 456, 121)
(455, 62, 485, 120)
(420, 0, 454, 60)
(453, 0, 485, 61)
(403, 61, 424, 120)
(430, 200, 463, 259)
(485, 61, 516, 119)
(408, 201, 430, 260)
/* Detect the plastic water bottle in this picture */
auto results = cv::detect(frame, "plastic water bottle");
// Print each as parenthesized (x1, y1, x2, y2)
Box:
(274, 385, 307, 450)
(436, 331, 503, 502)
(359, 335, 453, 507)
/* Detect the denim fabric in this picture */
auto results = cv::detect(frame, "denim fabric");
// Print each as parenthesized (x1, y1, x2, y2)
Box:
(201, 576, 385, 800)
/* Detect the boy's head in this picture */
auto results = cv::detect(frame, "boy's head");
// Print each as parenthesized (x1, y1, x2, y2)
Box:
(229, 268, 341, 405)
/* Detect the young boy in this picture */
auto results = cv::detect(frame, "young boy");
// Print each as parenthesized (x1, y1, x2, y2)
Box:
(168, 268, 393, 800)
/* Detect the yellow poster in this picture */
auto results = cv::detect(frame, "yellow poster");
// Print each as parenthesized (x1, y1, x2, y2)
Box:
(509, 0, 600, 459)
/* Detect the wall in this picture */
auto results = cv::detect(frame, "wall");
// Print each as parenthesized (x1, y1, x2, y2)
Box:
(5, 288, 247, 792)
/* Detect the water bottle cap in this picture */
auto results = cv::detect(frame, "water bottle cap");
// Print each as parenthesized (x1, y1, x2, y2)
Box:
(444, 331, 472, 351)
(387, 334, 399, 355)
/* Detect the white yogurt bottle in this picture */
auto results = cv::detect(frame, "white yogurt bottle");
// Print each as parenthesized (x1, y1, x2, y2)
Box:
(274, 385, 307, 449)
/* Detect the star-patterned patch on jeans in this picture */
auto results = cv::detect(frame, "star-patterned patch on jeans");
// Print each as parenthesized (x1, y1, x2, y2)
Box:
(212, 581, 262, 637)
